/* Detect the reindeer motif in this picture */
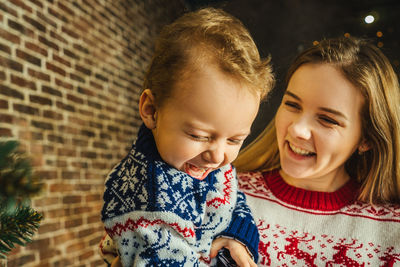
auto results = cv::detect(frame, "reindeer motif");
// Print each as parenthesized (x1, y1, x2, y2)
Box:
(257, 220, 271, 266)
(277, 231, 317, 267)
(379, 247, 400, 267)
(259, 241, 271, 266)
(326, 240, 364, 267)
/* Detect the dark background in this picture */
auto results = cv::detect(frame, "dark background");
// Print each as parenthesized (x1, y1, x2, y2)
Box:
(183, 0, 400, 145)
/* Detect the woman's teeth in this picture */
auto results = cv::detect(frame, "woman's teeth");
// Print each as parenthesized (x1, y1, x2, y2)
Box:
(289, 143, 315, 156)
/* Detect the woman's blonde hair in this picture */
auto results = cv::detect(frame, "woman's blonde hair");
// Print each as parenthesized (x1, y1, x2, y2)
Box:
(235, 37, 400, 204)
(143, 7, 274, 107)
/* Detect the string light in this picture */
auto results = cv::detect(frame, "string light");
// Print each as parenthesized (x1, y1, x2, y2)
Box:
(344, 33, 350, 38)
(376, 31, 383, 37)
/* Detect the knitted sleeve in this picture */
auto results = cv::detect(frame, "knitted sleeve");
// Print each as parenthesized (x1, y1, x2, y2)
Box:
(216, 189, 260, 262)
(104, 211, 202, 266)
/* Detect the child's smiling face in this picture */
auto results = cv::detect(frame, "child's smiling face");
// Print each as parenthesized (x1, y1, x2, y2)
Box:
(143, 64, 260, 180)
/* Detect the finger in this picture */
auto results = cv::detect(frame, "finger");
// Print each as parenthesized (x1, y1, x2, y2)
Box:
(110, 256, 122, 267)
(250, 258, 258, 267)
(229, 253, 250, 267)
(210, 238, 227, 258)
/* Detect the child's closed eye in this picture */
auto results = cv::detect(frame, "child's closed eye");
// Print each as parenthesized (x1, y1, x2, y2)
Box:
(188, 134, 210, 142)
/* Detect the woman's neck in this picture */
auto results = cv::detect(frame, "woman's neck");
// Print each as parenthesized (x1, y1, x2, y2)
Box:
(279, 167, 350, 193)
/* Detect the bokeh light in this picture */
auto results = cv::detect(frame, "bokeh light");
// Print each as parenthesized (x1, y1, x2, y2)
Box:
(364, 15, 375, 24)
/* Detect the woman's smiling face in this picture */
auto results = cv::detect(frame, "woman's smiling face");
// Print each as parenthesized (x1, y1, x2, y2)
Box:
(275, 63, 365, 191)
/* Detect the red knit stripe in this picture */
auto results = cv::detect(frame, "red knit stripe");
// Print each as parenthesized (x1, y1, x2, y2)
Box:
(263, 170, 359, 211)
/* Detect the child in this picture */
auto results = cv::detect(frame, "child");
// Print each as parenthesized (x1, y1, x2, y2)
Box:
(218, 36, 400, 266)
(100, 7, 274, 267)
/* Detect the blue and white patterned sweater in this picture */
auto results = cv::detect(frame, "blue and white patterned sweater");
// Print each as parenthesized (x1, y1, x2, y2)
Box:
(101, 125, 259, 267)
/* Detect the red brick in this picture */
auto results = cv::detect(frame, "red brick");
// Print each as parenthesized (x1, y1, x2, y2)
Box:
(78, 249, 94, 261)
(0, 113, 13, 123)
(11, 74, 37, 90)
(87, 214, 100, 224)
(39, 248, 60, 260)
(43, 110, 63, 120)
(0, 99, 9, 109)
(7, 18, 35, 36)
(0, 55, 23, 72)
(30, 95, 52, 105)
(0, 28, 20, 44)
(25, 41, 48, 56)
(39, 35, 59, 51)
(26, 237, 50, 250)
(46, 62, 66, 76)
(66, 242, 85, 253)
(53, 232, 75, 244)
(63, 195, 82, 204)
(0, 2, 18, 17)
(38, 222, 61, 234)
(33, 196, 60, 206)
(13, 103, 39, 115)
(29, 0, 44, 8)
(55, 78, 73, 90)
(34, 170, 58, 181)
(7, 253, 35, 267)
(0, 127, 12, 136)
(49, 30, 68, 43)
(52, 53, 71, 67)
(49, 183, 74, 193)
(66, 93, 84, 104)
(28, 68, 51, 81)
(65, 217, 83, 229)
(16, 49, 41, 66)
(86, 193, 101, 202)
(57, 2, 74, 15)
(10, 0, 33, 13)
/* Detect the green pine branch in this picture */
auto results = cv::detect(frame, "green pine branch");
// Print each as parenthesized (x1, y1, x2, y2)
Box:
(0, 140, 43, 259)
(0, 205, 43, 259)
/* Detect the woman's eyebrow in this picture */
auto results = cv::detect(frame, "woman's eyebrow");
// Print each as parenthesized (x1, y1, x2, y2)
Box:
(285, 90, 301, 101)
(285, 90, 347, 120)
(319, 107, 347, 119)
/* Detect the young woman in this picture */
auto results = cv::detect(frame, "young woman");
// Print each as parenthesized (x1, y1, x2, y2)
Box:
(212, 36, 400, 266)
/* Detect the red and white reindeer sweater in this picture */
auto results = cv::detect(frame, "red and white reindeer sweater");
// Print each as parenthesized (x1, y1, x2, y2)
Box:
(238, 170, 400, 267)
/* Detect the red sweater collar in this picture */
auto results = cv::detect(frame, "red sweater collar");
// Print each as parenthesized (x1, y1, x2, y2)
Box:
(263, 170, 360, 211)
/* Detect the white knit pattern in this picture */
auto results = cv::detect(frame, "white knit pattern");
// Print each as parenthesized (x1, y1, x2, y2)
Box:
(238, 171, 400, 267)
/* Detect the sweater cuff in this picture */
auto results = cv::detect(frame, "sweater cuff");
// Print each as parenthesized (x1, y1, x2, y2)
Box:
(217, 216, 259, 263)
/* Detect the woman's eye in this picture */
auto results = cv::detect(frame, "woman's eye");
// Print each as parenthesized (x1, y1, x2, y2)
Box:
(319, 116, 339, 126)
(284, 101, 301, 110)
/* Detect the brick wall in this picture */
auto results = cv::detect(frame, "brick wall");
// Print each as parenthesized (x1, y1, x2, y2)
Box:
(0, 0, 185, 266)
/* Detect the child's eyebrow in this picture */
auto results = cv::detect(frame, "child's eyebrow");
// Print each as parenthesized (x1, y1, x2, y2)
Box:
(285, 90, 348, 120)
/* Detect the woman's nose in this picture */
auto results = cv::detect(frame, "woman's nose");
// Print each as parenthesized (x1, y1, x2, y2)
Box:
(289, 116, 312, 140)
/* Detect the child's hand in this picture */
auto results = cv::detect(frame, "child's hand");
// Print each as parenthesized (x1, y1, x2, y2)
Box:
(210, 237, 257, 267)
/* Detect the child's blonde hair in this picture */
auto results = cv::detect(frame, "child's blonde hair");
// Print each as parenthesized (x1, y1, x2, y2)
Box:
(143, 7, 274, 107)
(235, 36, 400, 205)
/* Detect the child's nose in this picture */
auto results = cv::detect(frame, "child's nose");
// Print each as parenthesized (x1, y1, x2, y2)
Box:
(203, 143, 226, 166)
(289, 116, 312, 140)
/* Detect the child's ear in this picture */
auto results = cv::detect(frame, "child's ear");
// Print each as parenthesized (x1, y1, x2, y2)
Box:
(139, 89, 157, 129)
